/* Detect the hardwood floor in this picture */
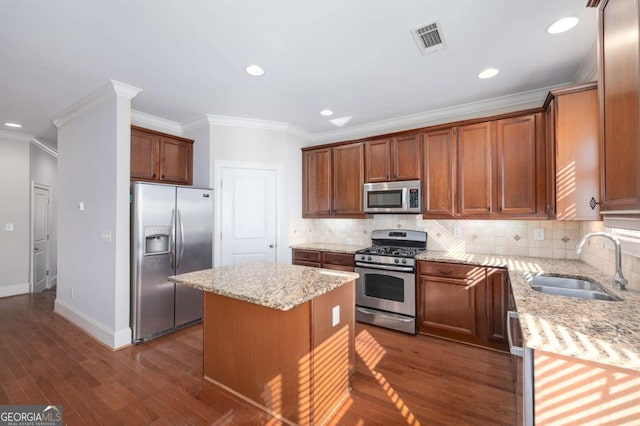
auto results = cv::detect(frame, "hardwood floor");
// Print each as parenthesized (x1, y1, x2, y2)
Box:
(0, 293, 516, 425)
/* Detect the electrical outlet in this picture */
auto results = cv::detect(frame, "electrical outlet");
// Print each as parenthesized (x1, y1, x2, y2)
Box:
(533, 229, 544, 241)
(332, 305, 340, 327)
(453, 226, 462, 238)
(101, 229, 112, 243)
(5, 223, 14, 232)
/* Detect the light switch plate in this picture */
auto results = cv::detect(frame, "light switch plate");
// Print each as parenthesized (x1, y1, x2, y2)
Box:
(5, 223, 14, 232)
(100, 229, 112, 243)
(332, 305, 340, 327)
(453, 226, 462, 238)
(77, 201, 85, 211)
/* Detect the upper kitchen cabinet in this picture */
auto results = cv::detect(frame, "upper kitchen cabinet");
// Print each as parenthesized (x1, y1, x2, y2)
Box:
(598, 0, 640, 214)
(333, 143, 366, 216)
(131, 126, 193, 185)
(455, 113, 545, 218)
(458, 122, 493, 217)
(496, 114, 545, 216)
(364, 135, 420, 182)
(422, 128, 456, 218)
(302, 148, 332, 216)
(544, 83, 601, 220)
(302, 143, 366, 218)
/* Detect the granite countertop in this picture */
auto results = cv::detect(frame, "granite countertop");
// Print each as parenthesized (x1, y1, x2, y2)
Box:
(290, 243, 367, 254)
(416, 250, 640, 371)
(169, 262, 359, 311)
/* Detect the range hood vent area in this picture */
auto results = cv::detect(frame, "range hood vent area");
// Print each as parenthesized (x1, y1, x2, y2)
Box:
(412, 20, 447, 55)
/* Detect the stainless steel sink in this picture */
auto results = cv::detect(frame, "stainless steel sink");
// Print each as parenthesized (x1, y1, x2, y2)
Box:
(529, 275, 620, 302)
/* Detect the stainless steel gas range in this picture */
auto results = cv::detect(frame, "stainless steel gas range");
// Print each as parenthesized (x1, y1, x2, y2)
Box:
(355, 229, 427, 334)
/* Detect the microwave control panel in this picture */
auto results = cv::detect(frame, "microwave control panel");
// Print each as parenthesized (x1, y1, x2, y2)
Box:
(409, 189, 419, 208)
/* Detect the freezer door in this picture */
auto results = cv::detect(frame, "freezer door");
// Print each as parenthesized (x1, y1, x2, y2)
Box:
(174, 187, 213, 326)
(131, 182, 177, 341)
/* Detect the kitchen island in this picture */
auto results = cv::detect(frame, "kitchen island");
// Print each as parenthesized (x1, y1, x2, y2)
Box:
(169, 262, 358, 426)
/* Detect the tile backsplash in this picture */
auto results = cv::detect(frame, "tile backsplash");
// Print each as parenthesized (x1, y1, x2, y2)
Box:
(290, 216, 640, 290)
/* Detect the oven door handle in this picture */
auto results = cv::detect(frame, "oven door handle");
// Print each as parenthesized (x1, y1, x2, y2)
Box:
(355, 262, 414, 273)
(356, 307, 415, 322)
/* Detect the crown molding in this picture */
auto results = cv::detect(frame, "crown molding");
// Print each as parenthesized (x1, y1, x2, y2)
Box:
(311, 84, 567, 144)
(131, 110, 182, 135)
(53, 80, 142, 128)
(30, 138, 58, 158)
(181, 114, 312, 140)
(0, 130, 33, 143)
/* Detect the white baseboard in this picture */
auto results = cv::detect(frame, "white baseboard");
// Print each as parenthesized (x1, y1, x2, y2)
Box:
(54, 298, 132, 349)
(0, 282, 30, 298)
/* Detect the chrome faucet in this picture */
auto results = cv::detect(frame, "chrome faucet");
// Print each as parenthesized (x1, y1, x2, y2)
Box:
(576, 232, 628, 290)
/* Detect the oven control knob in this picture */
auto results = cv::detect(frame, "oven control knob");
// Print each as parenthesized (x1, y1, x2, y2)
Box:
(402, 259, 407, 264)
(367, 256, 372, 261)
(394, 258, 400, 264)
(360, 255, 366, 261)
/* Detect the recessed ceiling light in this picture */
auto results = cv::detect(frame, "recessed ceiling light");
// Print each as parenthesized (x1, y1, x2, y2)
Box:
(245, 65, 265, 76)
(4, 122, 22, 128)
(478, 68, 499, 79)
(547, 17, 579, 34)
(320, 109, 333, 116)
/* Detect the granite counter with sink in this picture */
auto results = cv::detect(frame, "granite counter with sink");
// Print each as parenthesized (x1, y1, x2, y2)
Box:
(416, 250, 640, 371)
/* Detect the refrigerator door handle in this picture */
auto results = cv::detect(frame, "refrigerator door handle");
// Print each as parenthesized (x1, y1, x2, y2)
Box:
(176, 209, 185, 269)
(169, 208, 176, 269)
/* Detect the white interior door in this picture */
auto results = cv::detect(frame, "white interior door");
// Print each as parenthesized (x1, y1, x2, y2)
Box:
(220, 166, 277, 266)
(33, 186, 50, 292)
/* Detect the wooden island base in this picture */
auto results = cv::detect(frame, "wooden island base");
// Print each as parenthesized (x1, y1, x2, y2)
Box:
(203, 281, 355, 425)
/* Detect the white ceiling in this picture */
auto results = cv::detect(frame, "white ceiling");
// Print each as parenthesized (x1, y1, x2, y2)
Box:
(0, 0, 597, 148)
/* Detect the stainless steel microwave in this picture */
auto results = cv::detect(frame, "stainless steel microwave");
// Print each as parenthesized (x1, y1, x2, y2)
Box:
(363, 180, 421, 213)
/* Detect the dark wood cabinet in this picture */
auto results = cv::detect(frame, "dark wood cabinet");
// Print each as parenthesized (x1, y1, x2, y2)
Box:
(458, 122, 493, 217)
(131, 126, 193, 185)
(332, 143, 365, 216)
(598, 0, 640, 214)
(422, 128, 456, 217)
(545, 83, 601, 220)
(364, 135, 420, 183)
(292, 249, 355, 271)
(417, 261, 509, 351)
(302, 143, 365, 218)
(302, 148, 332, 217)
(496, 114, 539, 215)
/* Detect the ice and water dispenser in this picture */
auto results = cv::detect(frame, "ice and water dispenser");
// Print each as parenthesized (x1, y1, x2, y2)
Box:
(144, 226, 170, 255)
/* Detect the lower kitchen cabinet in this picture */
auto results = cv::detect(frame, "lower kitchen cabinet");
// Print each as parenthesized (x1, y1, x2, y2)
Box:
(417, 261, 509, 351)
(292, 249, 355, 272)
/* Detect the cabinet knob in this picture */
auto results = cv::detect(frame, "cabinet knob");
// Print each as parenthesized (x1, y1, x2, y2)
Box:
(152, 173, 156, 178)
(161, 174, 165, 179)
(487, 206, 490, 212)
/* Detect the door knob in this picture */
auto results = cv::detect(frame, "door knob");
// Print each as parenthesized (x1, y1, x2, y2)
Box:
(269, 244, 275, 248)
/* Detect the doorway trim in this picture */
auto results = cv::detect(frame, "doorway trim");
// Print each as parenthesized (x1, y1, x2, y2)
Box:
(214, 160, 281, 267)
(31, 181, 52, 292)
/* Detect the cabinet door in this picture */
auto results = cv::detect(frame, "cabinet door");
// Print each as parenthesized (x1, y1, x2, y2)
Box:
(364, 138, 392, 183)
(131, 129, 159, 181)
(422, 128, 455, 217)
(496, 115, 537, 215)
(393, 135, 421, 181)
(555, 88, 601, 220)
(458, 122, 493, 216)
(332, 143, 365, 216)
(302, 148, 332, 217)
(485, 268, 508, 344)
(418, 275, 478, 336)
(159, 137, 193, 185)
(599, 0, 640, 212)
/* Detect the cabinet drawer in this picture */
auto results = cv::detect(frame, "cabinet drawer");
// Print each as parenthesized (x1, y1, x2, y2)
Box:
(419, 261, 480, 280)
(293, 249, 321, 262)
(293, 260, 321, 268)
(322, 252, 354, 267)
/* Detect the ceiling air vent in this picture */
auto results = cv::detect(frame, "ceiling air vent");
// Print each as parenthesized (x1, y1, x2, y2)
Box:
(412, 20, 446, 55)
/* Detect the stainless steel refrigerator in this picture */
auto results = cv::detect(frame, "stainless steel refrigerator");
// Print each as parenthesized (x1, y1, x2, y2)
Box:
(131, 182, 213, 343)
